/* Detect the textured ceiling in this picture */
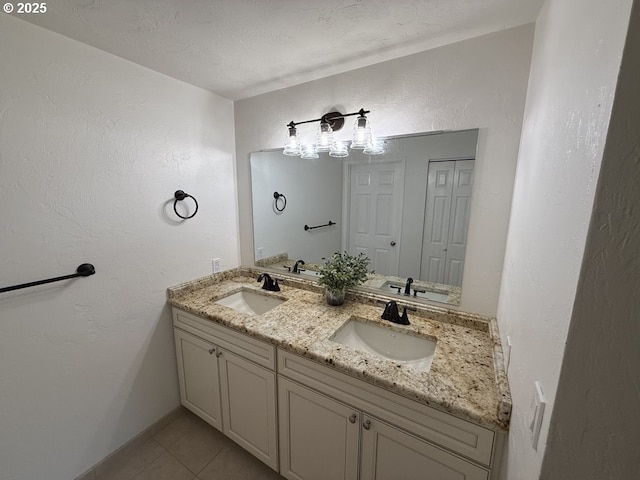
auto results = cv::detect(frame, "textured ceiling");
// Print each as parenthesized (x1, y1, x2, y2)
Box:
(15, 0, 543, 100)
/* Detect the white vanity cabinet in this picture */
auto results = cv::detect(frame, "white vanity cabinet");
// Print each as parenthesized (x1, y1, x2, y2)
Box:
(171, 306, 504, 479)
(278, 377, 360, 480)
(359, 416, 488, 480)
(173, 328, 223, 429)
(278, 351, 499, 480)
(172, 308, 278, 470)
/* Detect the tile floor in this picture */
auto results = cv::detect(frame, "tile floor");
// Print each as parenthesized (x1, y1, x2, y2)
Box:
(85, 408, 285, 480)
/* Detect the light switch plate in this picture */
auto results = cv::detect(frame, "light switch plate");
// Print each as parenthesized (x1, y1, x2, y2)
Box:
(257, 247, 264, 260)
(505, 335, 512, 372)
(529, 381, 546, 450)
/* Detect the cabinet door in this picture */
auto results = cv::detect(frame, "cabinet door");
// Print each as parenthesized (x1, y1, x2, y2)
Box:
(174, 328, 222, 430)
(360, 415, 488, 480)
(278, 377, 359, 480)
(219, 349, 278, 470)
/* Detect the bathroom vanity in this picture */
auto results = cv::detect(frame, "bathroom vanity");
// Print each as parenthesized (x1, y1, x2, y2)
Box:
(167, 268, 510, 480)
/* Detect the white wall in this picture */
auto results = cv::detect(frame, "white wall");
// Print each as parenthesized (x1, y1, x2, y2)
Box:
(496, 0, 633, 478)
(539, 1, 640, 477)
(251, 151, 343, 264)
(0, 16, 238, 480)
(235, 25, 534, 317)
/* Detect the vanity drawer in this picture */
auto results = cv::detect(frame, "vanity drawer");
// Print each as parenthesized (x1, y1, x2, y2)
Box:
(173, 308, 275, 370)
(277, 350, 495, 467)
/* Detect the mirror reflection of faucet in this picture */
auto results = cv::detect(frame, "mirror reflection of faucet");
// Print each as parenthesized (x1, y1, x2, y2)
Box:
(292, 259, 306, 273)
(404, 277, 414, 295)
(388, 277, 414, 296)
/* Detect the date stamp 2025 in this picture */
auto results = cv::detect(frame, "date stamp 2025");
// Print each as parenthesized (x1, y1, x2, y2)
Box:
(4, 3, 47, 14)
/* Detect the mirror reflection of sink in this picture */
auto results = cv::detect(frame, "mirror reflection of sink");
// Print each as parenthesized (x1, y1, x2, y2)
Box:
(297, 269, 320, 278)
(277, 266, 321, 278)
(380, 281, 450, 303)
(329, 318, 437, 373)
(214, 289, 284, 315)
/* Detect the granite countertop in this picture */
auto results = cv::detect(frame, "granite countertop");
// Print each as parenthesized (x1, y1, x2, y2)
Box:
(167, 268, 511, 431)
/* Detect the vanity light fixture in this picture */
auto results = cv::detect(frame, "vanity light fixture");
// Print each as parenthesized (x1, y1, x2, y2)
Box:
(316, 119, 334, 152)
(300, 143, 319, 159)
(363, 136, 386, 155)
(283, 124, 302, 156)
(350, 110, 372, 149)
(329, 140, 349, 157)
(284, 108, 383, 158)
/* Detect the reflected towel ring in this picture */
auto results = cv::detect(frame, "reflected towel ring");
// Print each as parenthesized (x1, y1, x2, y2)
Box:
(174, 190, 199, 219)
(273, 191, 287, 212)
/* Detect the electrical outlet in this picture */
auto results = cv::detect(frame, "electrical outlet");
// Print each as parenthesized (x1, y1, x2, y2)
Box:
(257, 247, 264, 260)
(505, 335, 512, 372)
(212, 258, 221, 274)
(528, 381, 546, 450)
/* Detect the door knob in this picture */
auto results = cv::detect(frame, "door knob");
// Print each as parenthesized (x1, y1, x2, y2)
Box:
(348, 414, 357, 424)
(208, 348, 215, 355)
(390, 241, 396, 246)
(363, 419, 371, 430)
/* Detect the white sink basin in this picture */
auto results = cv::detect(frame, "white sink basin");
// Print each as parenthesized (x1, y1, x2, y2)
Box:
(330, 318, 437, 373)
(215, 289, 284, 316)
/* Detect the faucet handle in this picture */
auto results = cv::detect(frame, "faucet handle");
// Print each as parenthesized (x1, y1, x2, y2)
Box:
(399, 307, 411, 325)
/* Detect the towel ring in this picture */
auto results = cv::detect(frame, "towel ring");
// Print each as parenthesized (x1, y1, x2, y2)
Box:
(173, 190, 199, 219)
(273, 191, 287, 212)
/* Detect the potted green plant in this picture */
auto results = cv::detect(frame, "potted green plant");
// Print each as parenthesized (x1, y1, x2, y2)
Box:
(318, 251, 370, 306)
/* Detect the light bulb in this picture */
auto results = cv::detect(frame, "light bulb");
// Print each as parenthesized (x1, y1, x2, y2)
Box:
(283, 126, 302, 156)
(316, 121, 334, 152)
(351, 114, 371, 149)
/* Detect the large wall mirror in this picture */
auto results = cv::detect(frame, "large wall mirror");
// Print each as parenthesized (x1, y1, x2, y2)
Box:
(250, 129, 478, 306)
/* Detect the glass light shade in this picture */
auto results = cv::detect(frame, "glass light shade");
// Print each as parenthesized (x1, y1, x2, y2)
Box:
(283, 126, 302, 156)
(351, 115, 371, 149)
(329, 140, 349, 158)
(316, 121, 334, 152)
(300, 143, 319, 159)
(363, 136, 386, 155)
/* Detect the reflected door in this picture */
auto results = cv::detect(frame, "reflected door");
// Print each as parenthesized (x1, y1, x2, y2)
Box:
(348, 162, 405, 276)
(420, 159, 474, 286)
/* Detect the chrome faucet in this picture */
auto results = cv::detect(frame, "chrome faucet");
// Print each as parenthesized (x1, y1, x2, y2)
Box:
(293, 259, 306, 273)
